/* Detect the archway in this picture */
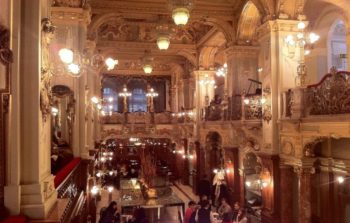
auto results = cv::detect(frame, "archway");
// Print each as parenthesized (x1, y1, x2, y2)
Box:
(327, 19, 348, 71)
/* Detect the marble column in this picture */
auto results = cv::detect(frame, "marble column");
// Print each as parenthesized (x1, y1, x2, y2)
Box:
(19, 0, 57, 218)
(295, 166, 314, 223)
(170, 86, 177, 112)
(280, 165, 294, 223)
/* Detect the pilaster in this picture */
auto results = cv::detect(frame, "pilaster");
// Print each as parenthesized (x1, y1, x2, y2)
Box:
(225, 45, 259, 96)
(19, 0, 57, 218)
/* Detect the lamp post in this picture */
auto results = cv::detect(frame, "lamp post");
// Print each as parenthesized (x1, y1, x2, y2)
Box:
(284, 19, 320, 87)
(146, 86, 159, 113)
(118, 85, 132, 113)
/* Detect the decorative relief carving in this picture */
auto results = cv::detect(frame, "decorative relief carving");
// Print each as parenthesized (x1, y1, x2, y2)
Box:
(307, 69, 350, 115)
(0, 26, 13, 65)
(40, 18, 55, 122)
(282, 140, 294, 155)
(97, 19, 212, 44)
(303, 137, 326, 157)
(52, 0, 86, 8)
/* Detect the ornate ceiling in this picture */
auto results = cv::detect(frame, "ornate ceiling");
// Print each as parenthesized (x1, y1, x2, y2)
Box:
(86, 0, 249, 75)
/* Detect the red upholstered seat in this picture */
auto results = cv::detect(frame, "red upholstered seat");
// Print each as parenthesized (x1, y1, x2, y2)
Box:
(1, 215, 27, 223)
(54, 157, 81, 188)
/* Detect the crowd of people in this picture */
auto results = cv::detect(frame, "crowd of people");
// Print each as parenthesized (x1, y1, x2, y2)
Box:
(99, 201, 149, 223)
(184, 198, 248, 223)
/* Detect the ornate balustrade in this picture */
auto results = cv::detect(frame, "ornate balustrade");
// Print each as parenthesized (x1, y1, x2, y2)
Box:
(102, 112, 195, 124)
(283, 69, 350, 118)
(203, 94, 262, 122)
(54, 158, 89, 223)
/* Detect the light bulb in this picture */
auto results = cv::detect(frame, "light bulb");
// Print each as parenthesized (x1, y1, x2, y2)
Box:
(297, 21, 306, 30)
(59, 48, 73, 64)
(107, 186, 114, 193)
(309, 33, 320, 44)
(172, 7, 190, 26)
(245, 181, 252, 187)
(262, 182, 268, 188)
(143, 64, 153, 74)
(91, 186, 99, 195)
(68, 63, 80, 75)
(96, 172, 102, 178)
(213, 169, 218, 174)
(305, 50, 311, 56)
(91, 97, 99, 104)
(108, 97, 114, 102)
(244, 98, 250, 105)
(157, 36, 170, 50)
(261, 98, 266, 104)
(225, 169, 231, 174)
(51, 107, 59, 116)
(109, 171, 114, 176)
(337, 176, 345, 184)
(97, 104, 102, 110)
(105, 57, 118, 70)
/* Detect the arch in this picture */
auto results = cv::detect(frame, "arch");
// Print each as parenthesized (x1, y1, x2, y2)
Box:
(198, 46, 218, 69)
(199, 17, 236, 44)
(88, 13, 124, 40)
(236, 1, 262, 43)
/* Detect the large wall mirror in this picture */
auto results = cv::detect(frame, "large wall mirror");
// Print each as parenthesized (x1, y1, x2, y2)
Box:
(51, 85, 75, 174)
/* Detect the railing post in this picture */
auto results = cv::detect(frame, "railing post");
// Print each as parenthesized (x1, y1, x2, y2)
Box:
(241, 95, 246, 121)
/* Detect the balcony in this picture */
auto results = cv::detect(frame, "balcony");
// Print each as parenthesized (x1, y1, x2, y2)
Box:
(203, 94, 263, 123)
(283, 70, 350, 120)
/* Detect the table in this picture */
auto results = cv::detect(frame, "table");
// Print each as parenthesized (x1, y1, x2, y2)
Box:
(119, 182, 185, 221)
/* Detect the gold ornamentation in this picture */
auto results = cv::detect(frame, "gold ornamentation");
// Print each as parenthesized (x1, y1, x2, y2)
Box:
(307, 68, 350, 115)
(303, 137, 326, 157)
(40, 18, 55, 122)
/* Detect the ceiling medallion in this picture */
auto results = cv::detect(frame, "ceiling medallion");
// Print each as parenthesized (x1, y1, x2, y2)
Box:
(169, 0, 193, 26)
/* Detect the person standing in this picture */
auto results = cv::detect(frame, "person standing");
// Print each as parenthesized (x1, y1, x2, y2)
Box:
(184, 201, 198, 223)
(198, 175, 211, 199)
(234, 209, 248, 223)
(195, 200, 214, 223)
(99, 201, 120, 223)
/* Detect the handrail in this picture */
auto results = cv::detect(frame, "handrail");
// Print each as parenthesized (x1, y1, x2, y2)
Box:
(307, 70, 350, 88)
(55, 157, 81, 189)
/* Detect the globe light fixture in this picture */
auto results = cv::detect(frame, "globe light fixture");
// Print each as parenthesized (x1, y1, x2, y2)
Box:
(58, 48, 74, 64)
(143, 64, 153, 74)
(105, 57, 118, 70)
(157, 36, 171, 50)
(51, 107, 59, 116)
(91, 96, 99, 104)
(172, 7, 190, 26)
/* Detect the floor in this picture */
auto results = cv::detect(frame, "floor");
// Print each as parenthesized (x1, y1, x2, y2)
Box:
(96, 181, 199, 223)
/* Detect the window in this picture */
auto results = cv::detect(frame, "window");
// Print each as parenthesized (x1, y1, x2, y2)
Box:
(103, 87, 118, 111)
(129, 88, 147, 112)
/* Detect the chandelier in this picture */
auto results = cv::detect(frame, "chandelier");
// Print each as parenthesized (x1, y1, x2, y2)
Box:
(142, 50, 153, 74)
(216, 63, 227, 77)
(169, 0, 193, 26)
(58, 48, 118, 77)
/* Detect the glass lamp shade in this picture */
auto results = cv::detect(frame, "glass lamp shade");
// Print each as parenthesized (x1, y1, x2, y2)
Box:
(143, 64, 153, 74)
(67, 63, 81, 77)
(172, 7, 190, 26)
(58, 48, 74, 64)
(105, 57, 118, 70)
(157, 36, 170, 50)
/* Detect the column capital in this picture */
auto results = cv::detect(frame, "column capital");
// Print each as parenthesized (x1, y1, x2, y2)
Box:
(192, 70, 216, 80)
(224, 45, 259, 59)
(257, 19, 309, 40)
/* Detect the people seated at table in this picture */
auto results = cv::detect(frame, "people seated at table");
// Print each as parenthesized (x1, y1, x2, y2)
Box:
(233, 209, 248, 223)
(99, 201, 120, 223)
(218, 198, 233, 223)
(184, 201, 198, 223)
(127, 208, 149, 223)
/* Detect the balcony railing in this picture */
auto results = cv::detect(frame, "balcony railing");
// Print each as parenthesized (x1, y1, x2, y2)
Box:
(203, 94, 263, 122)
(102, 112, 194, 124)
(283, 69, 350, 119)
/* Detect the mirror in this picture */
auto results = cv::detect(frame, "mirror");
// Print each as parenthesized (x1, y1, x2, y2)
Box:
(51, 85, 75, 149)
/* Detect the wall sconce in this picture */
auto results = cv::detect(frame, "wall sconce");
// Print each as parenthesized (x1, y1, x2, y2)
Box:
(107, 186, 114, 193)
(245, 181, 252, 187)
(260, 168, 272, 189)
(91, 185, 99, 195)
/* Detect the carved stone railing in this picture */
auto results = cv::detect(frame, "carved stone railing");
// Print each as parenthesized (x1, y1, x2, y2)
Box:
(102, 112, 180, 124)
(243, 95, 263, 120)
(283, 69, 350, 118)
(102, 113, 126, 124)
